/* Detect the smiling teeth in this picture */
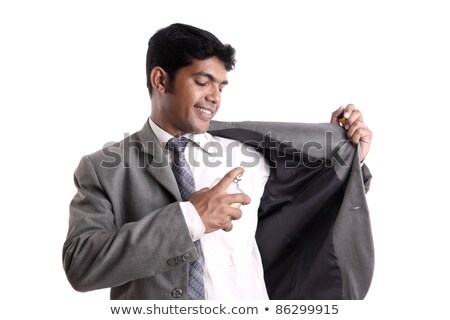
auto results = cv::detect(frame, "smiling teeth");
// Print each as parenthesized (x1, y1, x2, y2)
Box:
(195, 106, 212, 115)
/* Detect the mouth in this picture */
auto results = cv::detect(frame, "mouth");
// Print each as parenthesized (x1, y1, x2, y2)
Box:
(194, 105, 214, 120)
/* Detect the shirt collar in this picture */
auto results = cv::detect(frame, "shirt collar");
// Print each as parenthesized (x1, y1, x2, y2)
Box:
(148, 118, 214, 155)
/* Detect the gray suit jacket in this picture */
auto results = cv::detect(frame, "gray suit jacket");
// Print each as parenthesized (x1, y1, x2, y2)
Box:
(63, 120, 373, 299)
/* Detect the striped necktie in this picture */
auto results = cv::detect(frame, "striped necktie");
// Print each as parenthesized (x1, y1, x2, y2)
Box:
(168, 137, 205, 300)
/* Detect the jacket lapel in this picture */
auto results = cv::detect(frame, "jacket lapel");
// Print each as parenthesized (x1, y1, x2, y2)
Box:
(138, 121, 182, 201)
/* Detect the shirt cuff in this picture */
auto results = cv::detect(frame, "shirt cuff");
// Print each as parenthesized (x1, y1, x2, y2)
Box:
(179, 201, 205, 241)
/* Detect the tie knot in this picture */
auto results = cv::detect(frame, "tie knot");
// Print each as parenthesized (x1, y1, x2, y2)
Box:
(168, 137, 190, 154)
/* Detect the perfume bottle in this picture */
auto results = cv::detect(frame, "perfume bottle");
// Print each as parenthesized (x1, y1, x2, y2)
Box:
(211, 176, 244, 208)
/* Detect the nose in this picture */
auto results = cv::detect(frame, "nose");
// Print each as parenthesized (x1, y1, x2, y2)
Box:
(205, 84, 221, 105)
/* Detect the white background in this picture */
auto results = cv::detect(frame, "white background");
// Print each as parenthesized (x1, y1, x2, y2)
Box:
(1, 0, 449, 319)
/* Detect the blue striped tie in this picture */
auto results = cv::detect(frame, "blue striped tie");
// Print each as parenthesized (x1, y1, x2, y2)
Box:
(168, 137, 205, 300)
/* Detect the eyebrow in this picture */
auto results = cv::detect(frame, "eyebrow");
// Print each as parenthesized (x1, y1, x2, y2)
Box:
(192, 72, 228, 86)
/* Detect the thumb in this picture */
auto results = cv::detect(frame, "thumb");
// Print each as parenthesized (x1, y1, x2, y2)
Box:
(330, 105, 345, 125)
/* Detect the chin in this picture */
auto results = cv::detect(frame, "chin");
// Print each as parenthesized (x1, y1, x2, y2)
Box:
(194, 127, 209, 134)
(193, 122, 211, 134)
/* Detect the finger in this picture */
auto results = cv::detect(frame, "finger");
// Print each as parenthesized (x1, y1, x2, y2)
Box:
(225, 193, 251, 206)
(226, 207, 243, 221)
(343, 104, 356, 119)
(220, 210, 239, 232)
(330, 105, 345, 125)
(212, 167, 245, 193)
(222, 223, 233, 232)
(345, 109, 363, 129)
(346, 120, 365, 138)
(221, 208, 243, 232)
(348, 125, 372, 145)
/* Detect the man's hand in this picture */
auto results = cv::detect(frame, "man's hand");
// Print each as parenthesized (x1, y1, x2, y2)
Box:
(188, 167, 250, 233)
(331, 104, 372, 161)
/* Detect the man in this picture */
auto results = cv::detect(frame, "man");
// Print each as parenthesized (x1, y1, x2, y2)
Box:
(63, 23, 373, 300)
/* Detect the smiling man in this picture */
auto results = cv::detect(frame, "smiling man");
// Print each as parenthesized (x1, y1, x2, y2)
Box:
(150, 57, 227, 135)
(63, 23, 374, 300)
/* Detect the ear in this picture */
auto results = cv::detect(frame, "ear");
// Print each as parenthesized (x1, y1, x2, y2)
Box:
(150, 67, 169, 93)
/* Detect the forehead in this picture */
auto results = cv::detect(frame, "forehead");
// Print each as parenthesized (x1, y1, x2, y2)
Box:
(182, 57, 228, 82)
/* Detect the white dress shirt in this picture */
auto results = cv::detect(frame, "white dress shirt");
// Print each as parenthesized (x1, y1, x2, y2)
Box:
(149, 118, 270, 299)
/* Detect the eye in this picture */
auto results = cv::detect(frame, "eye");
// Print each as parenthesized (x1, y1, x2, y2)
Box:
(195, 80, 207, 87)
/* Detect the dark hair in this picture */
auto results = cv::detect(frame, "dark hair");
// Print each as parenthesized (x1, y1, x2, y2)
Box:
(146, 23, 236, 96)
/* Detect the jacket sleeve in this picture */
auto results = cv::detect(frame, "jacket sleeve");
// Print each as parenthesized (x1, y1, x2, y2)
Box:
(62, 156, 199, 292)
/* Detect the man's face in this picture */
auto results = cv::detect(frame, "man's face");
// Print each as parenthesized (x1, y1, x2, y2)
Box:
(155, 57, 228, 136)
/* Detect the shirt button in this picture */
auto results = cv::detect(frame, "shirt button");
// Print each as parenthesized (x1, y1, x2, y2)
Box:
(167, 259, 175, 266)
(182, 253, 190, 261)
(175, 256, 182, 264)
(172, 288, 183, 298)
